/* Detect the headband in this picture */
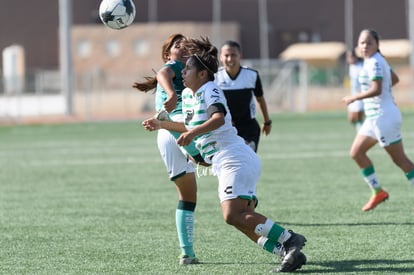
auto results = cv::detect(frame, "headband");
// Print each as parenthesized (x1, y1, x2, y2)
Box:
(193, 54, 215, 75)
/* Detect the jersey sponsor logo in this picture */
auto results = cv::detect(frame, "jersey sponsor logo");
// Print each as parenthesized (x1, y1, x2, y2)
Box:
(185, 109, 194, 124)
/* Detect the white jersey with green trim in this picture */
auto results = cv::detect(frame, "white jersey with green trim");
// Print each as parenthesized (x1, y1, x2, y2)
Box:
(182, 81, 244, 161)
(358, 52, 398, 119)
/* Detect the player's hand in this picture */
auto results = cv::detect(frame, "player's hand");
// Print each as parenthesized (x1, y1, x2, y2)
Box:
(342, 95, 356, 105)
(262, 124, 271, 136)
(142, 118, 161, 131)
(163, 94, 178, 113)
(177, 131, 196, 146)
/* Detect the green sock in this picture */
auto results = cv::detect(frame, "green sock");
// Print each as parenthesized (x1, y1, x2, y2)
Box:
(406, 169, 414, 187)
(361, 166, 381, 194)
(254, 219, 289, 243)
(176, 201, 196, 257)
(257, 236, 283, 256)
(268, 223, 287, 243)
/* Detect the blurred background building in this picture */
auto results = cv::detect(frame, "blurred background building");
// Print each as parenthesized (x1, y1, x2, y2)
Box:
(0, 0, 412, 122)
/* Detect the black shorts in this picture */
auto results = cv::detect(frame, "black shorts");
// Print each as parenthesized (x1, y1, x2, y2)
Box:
(234, 119, 260, 151)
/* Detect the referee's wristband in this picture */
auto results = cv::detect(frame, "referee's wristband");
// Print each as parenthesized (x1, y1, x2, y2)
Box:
(264, 120, 272, 126)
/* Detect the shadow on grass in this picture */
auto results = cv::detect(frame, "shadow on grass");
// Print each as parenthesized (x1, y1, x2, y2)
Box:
(299, 259, 414, 273)
(199, 261, 275, 265)
(279, 221, 414, 227)
(199, 259, 414, 273)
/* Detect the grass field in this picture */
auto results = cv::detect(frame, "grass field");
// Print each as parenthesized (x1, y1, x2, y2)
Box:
(1, 111, 414, 274)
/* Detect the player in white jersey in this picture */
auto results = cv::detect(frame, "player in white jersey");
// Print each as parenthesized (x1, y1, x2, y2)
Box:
(133, 34, 199, 265)
(215, 41, 272, 152)
(342, 29, 414, 211)
(345, 49, 364, 131)
(143, 37, 307, 273)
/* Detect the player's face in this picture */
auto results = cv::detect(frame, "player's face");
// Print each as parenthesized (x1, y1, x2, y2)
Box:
(182, 58, 203, 91)
(167, 39, 187, 63)
(358, 31, 378, 58)
(220, 45, 241, 70)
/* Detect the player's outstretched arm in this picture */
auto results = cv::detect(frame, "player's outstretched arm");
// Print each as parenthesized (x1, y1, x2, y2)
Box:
(142, 118, 186, 132)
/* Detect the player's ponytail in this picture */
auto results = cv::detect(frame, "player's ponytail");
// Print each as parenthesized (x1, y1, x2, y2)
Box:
(185, 36, 219, 80)
(132, 76, 157, 93)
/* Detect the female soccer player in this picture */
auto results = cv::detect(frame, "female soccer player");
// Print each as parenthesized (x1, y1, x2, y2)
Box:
(345, 49, 364, 131)
(342, 29, 414, 211)
(142, 37, 307, 273)
(133, 34, 199, 265)
(215, 40, 272, 152)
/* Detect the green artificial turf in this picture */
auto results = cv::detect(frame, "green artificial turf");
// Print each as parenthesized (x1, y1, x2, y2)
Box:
(1, 111, 414, 274)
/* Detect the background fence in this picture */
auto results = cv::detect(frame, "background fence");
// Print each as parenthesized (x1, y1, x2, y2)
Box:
(1, 59, 413, 124)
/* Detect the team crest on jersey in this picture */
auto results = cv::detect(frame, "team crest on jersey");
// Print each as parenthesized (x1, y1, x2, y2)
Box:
(196, 91, 203, 98)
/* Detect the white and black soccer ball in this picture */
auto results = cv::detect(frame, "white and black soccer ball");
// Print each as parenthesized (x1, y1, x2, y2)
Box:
(99, 0, 136, 30)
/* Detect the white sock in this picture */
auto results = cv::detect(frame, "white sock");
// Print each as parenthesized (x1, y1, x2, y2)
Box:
(254, 219, 274, 237)
(278, 230, 292, 244)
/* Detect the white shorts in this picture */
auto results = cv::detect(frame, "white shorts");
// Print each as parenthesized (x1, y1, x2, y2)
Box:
(347, 100, 364, 113)
(359, 113, 402, 147)
(212, 143, 261, 203)
(157, 129, 195, 181)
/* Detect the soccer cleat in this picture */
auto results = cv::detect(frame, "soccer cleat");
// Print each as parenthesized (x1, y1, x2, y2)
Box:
(281, 230, 307, 267)
(154, 109, 171, 121)
(272, 251, 307, 273)
(179, 255, 200, 265)
(362, 189, 389, 211)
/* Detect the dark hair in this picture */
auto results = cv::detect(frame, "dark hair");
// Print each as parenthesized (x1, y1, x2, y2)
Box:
(133, 33, 186, 92)
(184, 36, 219, 81)
(347, 49, 363, 63)
(221, 40, 241, 52)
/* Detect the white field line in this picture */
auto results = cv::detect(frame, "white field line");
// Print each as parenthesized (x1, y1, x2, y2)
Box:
(260, 150, 350, 160)
(0, 149, 370, 168)
(1, 156, 162, 167)
(1, 131, 413, 167)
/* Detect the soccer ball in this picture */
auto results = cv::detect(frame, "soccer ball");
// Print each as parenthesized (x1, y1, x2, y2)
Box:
(99, 0, 136, 30)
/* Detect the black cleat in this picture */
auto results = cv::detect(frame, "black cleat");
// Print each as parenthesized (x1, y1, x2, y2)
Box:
(272, 251, 307, 273)
(283, 230, 307, 264)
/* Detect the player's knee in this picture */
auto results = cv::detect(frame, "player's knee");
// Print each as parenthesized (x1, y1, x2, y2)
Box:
(349, 149, 358, 160)
(222, 212, 238, 226)
(349, 147, 363, 161)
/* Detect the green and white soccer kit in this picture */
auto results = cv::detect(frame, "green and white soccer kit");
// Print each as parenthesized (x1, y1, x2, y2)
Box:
(358, 52, 402, 147)
(155, 60, 185, 117)
(154, 60, 199, 179)
(157, 129, 195, 180)
(155, 60, 197, 258)
(182, 81, 261, 202)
